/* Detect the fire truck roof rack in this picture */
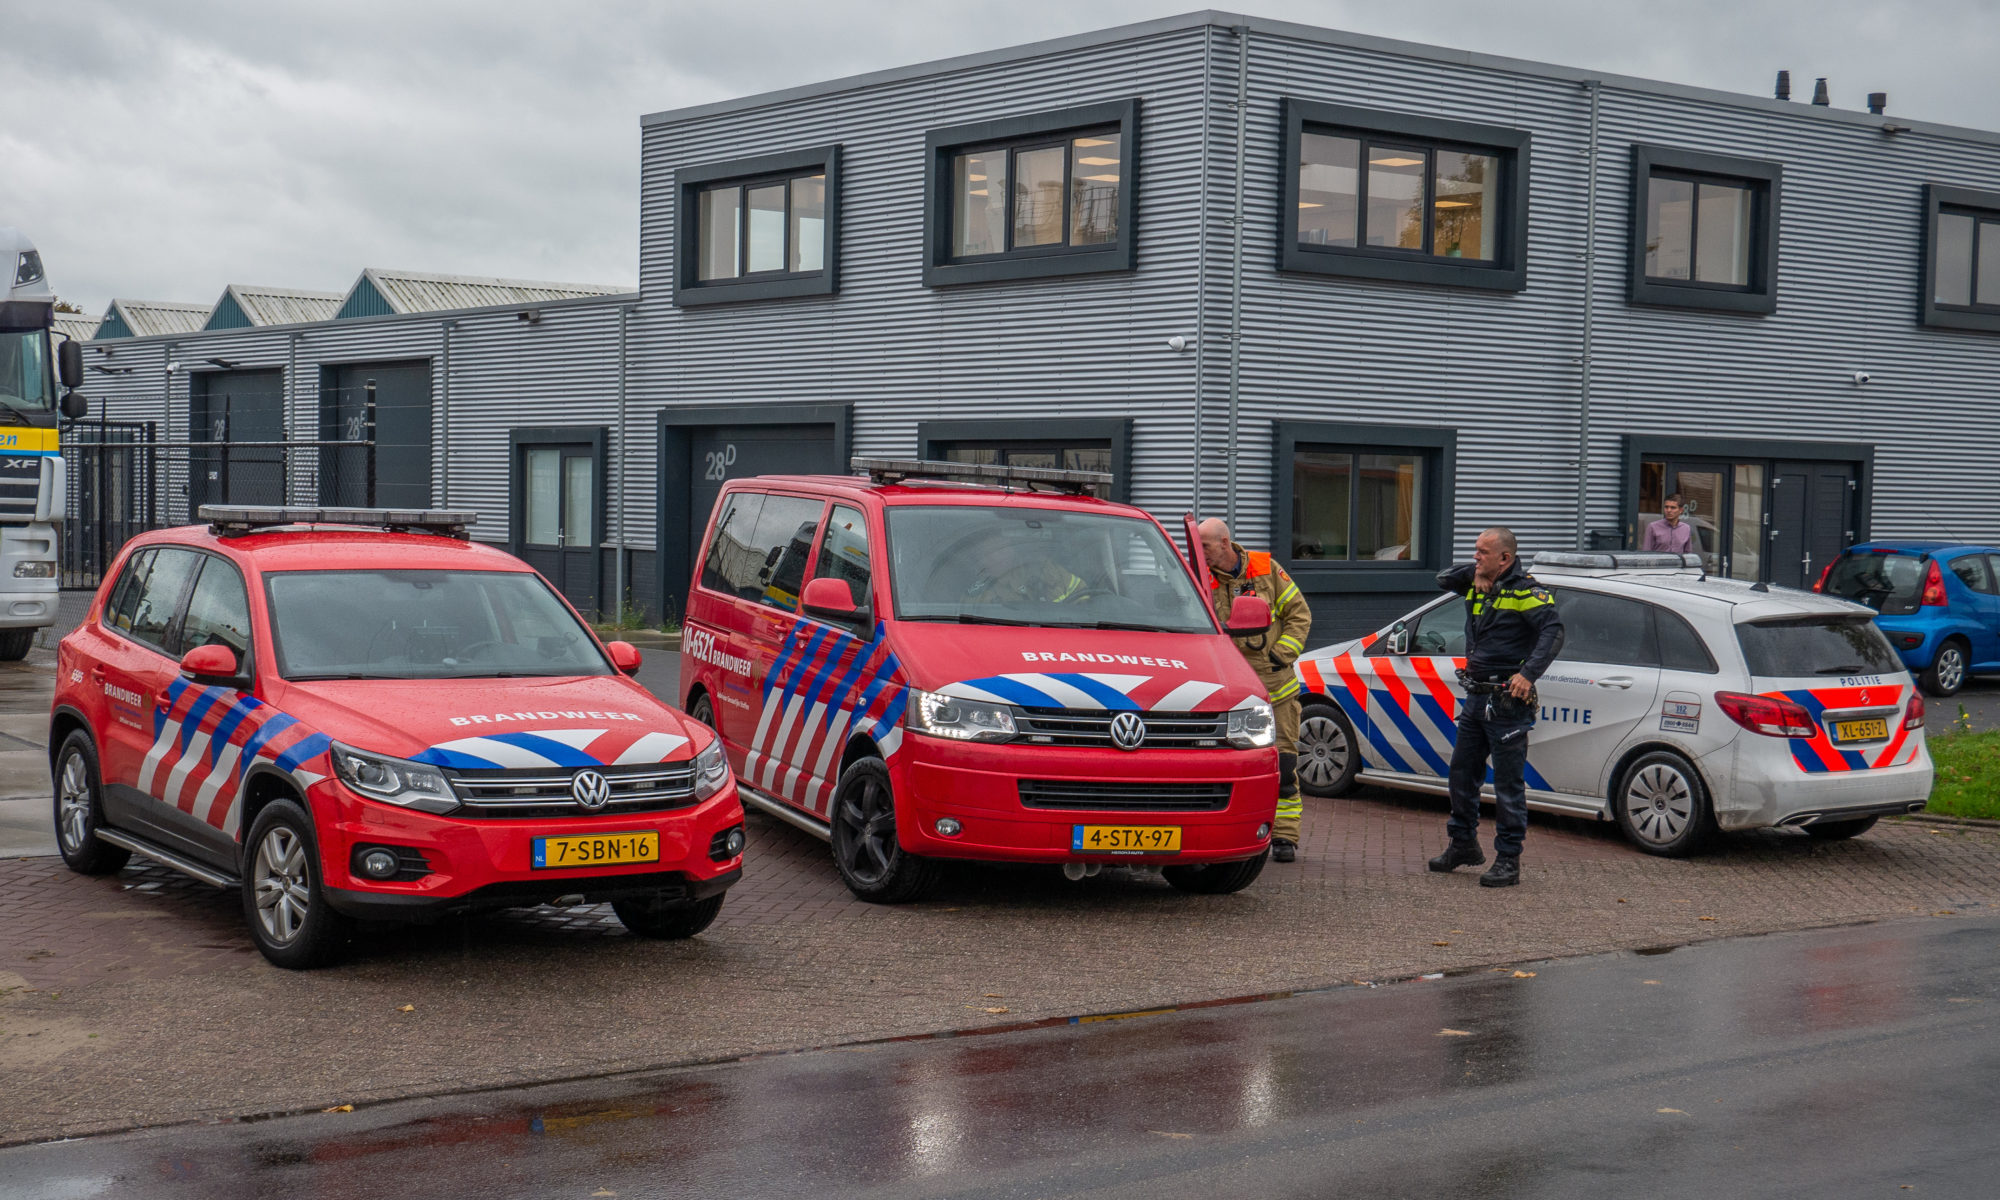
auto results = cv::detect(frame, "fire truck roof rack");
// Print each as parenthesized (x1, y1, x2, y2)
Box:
(199, 505, 478, 539)
(852, 457, 1113, 497)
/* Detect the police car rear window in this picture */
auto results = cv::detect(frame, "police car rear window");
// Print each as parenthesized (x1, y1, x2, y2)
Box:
(1735, 616, 1901, 679)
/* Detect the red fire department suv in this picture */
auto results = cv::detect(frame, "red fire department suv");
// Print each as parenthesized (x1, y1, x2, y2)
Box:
(51, 506, 744, 968)
(680, 458, 1279, 903)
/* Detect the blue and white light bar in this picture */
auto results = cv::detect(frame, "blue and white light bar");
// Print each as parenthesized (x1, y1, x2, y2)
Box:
(199, 505, 478, 539)
(1532, 550, 1704, 574)
(853, 456, 1112, 497)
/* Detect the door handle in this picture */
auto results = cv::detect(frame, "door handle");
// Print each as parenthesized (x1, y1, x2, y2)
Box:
(1595, 677, 1635, 689)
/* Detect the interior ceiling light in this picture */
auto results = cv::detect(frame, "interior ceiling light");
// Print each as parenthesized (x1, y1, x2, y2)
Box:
(967, 173, 987, 181)
(1298, 202, 1324, 209)
(1080, 174, 1120, 182)
(1371, 155, 1424, 167)
(1433, 200, 1471, 208)
(1073, 137, 1114, 147)
(1076, 156, 1120, 166)
(968, 189, 989, 196)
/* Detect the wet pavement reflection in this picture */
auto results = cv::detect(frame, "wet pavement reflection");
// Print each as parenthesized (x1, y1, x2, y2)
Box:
(6, 915, 1999, 1198)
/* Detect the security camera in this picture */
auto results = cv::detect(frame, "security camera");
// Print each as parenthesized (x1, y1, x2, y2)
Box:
(166, 360, 181, 372)
(1166, 335, 1189, 352)
(1852, 371, 1871, 385)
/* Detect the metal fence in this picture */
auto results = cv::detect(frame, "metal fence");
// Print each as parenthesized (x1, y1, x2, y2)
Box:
(59, 418, 379, 590)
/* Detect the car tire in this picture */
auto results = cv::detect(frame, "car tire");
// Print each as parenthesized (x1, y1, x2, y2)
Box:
(829, 756, 941, 904)
(241, 798, 350, 970)
(1162, 850, 1270, 895)
(613, 893, 724, 939)
(1920, 638, 1969, 698)
(688, 692, 716, 727)
(1297, 698, 1360, 798)
(1805, 815, 1880, 841)
(1614, 750, 1715, 857)
(0, 629, 35, 662)
(53, 730, 130, 876)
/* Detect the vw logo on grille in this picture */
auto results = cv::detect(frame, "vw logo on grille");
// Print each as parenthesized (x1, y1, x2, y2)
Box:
(571, 769, 612, 811)
(1109, 711, 1147, 751)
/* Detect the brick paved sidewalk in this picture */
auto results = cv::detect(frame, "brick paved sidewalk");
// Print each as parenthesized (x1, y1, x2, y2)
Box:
(5, 785, 1997, 1147)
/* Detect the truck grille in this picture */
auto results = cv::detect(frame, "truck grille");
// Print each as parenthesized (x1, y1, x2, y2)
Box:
(1014, 708, 1229, 748)
(446, 762, 697, 819)
(1018, 780, 1234, 812)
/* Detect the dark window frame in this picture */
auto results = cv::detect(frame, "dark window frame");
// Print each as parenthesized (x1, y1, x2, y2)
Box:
(507, 425, 608, 612)
(1617, 433, 1874, 551)
(1920, 183, 2000, 333)
(923, 99, 1139, 287)
(1278, 99, 1531, 292)
(674, 145, 841, 308)
(915, 417, 1133, 503)
(1274, 420, 1456, 593)
(1628, 145, 1781, 315)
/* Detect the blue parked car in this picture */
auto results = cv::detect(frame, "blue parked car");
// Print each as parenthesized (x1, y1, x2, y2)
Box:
(1816, 541, 2000, 696)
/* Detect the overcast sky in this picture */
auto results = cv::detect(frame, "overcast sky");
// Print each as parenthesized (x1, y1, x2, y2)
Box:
(5, 0, 1994, 315)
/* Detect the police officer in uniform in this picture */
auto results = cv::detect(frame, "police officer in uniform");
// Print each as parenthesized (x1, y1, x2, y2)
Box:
(1428, 526, 1562, 888)
(1199, 519, 1312, 862)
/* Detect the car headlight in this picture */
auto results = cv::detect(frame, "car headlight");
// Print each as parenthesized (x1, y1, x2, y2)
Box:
(1228, 700, 1276, 749)
(692, 740, 731, 800)
(906, 687, 1017, 743)
(13, 561, 54, 578)
(330, 742, 459, 814)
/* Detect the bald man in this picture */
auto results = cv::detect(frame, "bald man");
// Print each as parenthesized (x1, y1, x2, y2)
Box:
(1200, 518, 1313, 861)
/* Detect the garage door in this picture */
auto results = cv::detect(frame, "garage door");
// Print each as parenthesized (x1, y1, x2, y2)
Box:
(189, 369, 285, 511)
(660, 406, 849, 624)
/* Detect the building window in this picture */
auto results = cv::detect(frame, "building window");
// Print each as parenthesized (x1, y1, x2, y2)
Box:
(1274, 421, 1455, 591)
(924, 100, 1138, 287)
(1279, 100, 1529, 291)
(916, 417, 1133, 502)
(1628, 146, 1780, 314)
(1922, 184, 2000, 333)
(674, 145, 840, 307)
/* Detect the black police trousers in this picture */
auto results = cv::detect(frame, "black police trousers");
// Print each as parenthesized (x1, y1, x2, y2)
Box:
(1445, 692, 1536, 859)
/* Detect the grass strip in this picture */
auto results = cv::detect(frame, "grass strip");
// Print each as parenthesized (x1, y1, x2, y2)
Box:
(1924, 729, 2000, 820)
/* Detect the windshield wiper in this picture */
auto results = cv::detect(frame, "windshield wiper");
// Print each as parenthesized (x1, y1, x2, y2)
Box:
(1086, 620, 1185, 633)
(286, 673, 395, 681)
(1814, 664, 1874, 675)
(945, 613, 1042, 626)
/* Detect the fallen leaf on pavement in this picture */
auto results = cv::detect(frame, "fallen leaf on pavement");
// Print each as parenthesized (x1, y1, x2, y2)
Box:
(1934, 910, 1956, 916)
(1657, 1108, 1686, 1115)
(1698, 916, 1717, 921)
(1150, 1131, 1193, 1139)
(322, 1104, 353, 1113)
(1512, 970, 1537, 978)
(397, 1004, 415, 1012)
(1437, 1028, 1472, 1037)
(1449, 930, 1464, 934)
(593, 1191, 617, 1198)
(1642, 980, 1661, 985)
(984, 993, 1003, 998)
(983, 1006, 1009, 1014)
(1616, 898, 1628, 903)
(1432, 941, 1451, 946)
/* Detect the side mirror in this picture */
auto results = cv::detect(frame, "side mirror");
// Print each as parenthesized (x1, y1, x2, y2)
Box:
(1387, 620, 1411, 656)
(57, 340, 83, 390)
(60, 390, 87, 422)
(802, 576, 863, 621)
(1224, 594, 1272, 637)
(605, 640, 643, 675)
(180, 643, 240, 682)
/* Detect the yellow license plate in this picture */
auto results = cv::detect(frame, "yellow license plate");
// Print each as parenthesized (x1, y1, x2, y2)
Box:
(1832, 718, 1889, 743)
(1071, 825, 1182, 854)
(533, 831, 659, 869)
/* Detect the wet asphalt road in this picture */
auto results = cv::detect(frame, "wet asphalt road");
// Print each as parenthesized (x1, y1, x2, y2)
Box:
(6, 914, 1996, 1199)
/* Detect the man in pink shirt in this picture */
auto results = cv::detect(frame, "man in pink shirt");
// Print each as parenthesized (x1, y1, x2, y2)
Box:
(1642, 493, 1699, 554)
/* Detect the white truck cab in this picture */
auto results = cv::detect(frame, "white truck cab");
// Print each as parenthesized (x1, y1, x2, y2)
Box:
(1294, 551, 1932, 855)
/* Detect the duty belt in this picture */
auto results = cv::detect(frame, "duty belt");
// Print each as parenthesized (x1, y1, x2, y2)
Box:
(1456, 668, 1518, 695)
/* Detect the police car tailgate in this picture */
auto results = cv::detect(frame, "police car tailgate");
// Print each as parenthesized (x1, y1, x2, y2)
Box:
(1734, 607, 1925, 776)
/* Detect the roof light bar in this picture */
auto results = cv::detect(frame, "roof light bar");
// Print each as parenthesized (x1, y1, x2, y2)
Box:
(852, 457, 1113, 497)
(1532, 550, 1703, 573)
(199, 505, 478, 539)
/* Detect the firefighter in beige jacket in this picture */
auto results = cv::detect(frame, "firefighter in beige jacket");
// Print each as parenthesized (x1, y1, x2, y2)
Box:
(1199, 519, 1313, 862)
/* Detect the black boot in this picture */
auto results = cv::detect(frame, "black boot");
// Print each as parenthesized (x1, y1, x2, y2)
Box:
(1427, 842, 1486, 872)
(1479, 856, 1520, 888)
(1271, 838, 1297, 863)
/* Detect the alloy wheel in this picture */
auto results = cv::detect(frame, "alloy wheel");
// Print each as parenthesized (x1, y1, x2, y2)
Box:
(1938, 645, 1966, 692)
(836, 775, 897, 886)
(1297, 712, 1350, 789)
(57, 750, 91, 853)
(253, 827, 312, 944)
(1625, 762, 1694, 846)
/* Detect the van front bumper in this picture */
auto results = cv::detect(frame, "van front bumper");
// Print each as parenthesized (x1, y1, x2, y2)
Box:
(892, 736, 1278, 864)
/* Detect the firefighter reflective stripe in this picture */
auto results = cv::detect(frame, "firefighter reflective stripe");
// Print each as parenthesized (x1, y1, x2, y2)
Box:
(1269, 675, 1300, 702)
(1273, 632, 1304, 659)
(1277, 792, 1302, 822)
(1053, 572, 1085, 602)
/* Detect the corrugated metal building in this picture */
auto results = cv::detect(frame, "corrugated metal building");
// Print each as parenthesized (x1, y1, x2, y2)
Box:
(91, 298, 212, 340)
(70, 12, 2000, 641)
(52, 310, 99, 342)
(204, 285, 344, 331)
